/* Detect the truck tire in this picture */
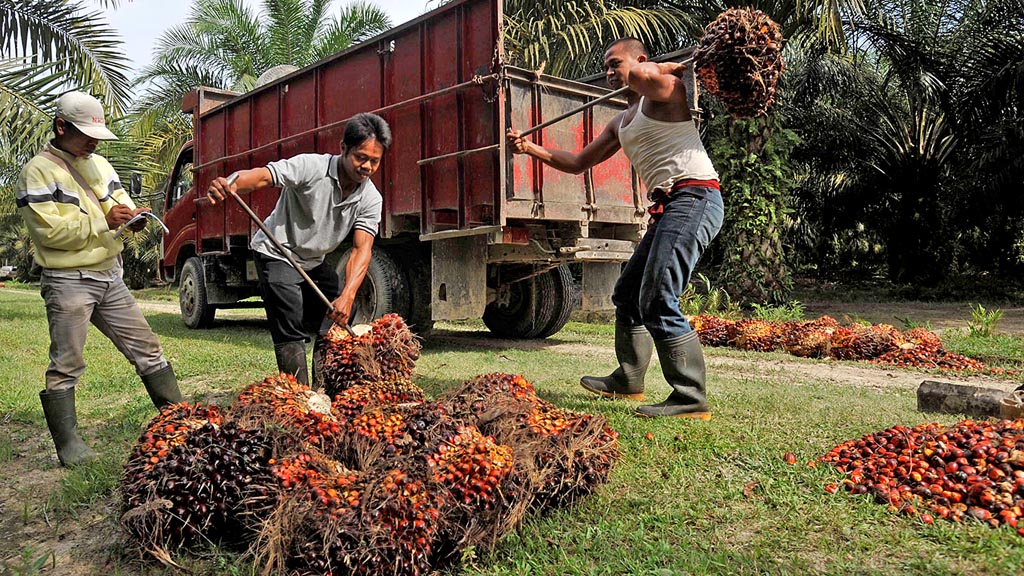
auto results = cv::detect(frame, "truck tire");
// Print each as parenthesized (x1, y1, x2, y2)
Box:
(180, 257, 216, 329)
(532, 265, 578, 339)
(483, 266, 578, 339)
(394, 249, 434, 336)
(336, 247, 410, 325)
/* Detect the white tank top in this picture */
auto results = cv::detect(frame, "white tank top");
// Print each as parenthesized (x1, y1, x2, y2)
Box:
(618, 97, 718, 195)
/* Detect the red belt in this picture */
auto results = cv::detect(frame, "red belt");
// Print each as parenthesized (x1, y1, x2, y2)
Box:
(648, 179, 720, 219)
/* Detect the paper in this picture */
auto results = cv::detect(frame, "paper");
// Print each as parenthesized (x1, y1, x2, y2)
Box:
(113, 212, 170, 238)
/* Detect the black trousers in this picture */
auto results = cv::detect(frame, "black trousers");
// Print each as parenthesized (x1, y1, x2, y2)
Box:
(254, 252, 341, 345)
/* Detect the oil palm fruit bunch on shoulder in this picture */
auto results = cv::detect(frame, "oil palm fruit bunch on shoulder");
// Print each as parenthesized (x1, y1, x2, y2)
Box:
(822, 418, 1024, 536)
(693, 8, 785, 118)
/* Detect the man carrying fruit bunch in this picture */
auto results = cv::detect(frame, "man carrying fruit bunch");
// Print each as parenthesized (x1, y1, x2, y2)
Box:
(507, 38, 723, 419)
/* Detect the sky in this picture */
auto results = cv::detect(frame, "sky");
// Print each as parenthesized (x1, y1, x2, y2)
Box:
(104, 0, 437, 75)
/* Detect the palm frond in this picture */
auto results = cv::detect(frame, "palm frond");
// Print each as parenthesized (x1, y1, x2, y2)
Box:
(313, 1, 393, 62)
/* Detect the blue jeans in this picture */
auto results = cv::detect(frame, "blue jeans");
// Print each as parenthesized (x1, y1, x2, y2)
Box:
(612, 186, 724, 340)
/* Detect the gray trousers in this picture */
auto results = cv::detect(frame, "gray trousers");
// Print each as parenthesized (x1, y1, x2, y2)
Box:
(40, 275, 168, 391)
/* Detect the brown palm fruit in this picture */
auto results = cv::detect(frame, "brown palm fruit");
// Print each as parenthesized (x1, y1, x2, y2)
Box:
(369, 313, 422, 380)
(831, 325, 899, 361)
(693, 8, 785, 118)
(732, 319, 783, 352)
(331, 376, 426, 422)
(691, 314, 736, 347)
(320, 323, 380, 397)
(121, 421, 275, 550)
(784, 317, 839, 358)
(124, 402, 225, 474)
(231, 373, 342, 452)
(342, 401, 462, 467)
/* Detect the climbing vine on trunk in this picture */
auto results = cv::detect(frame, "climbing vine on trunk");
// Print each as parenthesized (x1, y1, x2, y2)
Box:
(710, 114, 799, 304)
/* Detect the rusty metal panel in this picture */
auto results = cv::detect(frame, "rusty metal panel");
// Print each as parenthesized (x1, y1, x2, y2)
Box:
(281, 73, 317, 159)
(226, 102, 253, 234)
(590, 104, 637, 216)
(421, 9, 461, 233)
(581, 262, 620, 310)
(460, 0, 499, 228)
(431, 235, 487, 321)
(197, 110, 226, 253)
(537, 92, 589, 208)
(386, 25, 424, 219)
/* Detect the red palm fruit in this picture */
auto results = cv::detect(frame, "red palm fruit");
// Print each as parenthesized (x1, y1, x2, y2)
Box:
(330, 376, 426, 422)
(732, 319, 783, 352)
(691, 314, 737, 347)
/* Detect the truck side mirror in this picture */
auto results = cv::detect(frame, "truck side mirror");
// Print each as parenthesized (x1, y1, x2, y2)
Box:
(130, 172, 143, 197)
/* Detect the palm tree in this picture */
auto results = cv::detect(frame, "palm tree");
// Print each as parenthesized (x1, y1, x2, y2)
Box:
(127, 0, 392, 186)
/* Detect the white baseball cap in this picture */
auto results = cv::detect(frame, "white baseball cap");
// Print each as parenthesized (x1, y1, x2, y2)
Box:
(55, 91, 118, 141)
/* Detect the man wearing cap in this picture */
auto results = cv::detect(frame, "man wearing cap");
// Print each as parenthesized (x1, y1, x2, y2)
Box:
(15, 91, 183, 467)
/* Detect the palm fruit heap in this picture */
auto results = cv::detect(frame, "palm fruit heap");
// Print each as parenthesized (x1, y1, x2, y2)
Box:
(231, 373, 342, 452)
(690, 314, 736, 347)
(686, 314, 1009, 374)
(123, 402, 225, 474)
(121, 418, 275, 549)
(320, 314, 422, 397)
(821, 418, 1024, 536)
(783, 315, 840, 358)
(424, 425, 513, 510)
(330, 376, 426, 422)
(731, 318, 783, 352)
(693, 8, 785, 118)
(287, 462, 444, 576)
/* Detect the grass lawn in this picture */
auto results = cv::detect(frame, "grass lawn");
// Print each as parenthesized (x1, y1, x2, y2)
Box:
(1, 286, 1023, 575)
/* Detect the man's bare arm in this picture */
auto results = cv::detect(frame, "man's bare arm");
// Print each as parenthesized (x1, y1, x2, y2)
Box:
(627, 62, 689, 104)
(206, 167, 274, 204)
(506, 115, 622, 174)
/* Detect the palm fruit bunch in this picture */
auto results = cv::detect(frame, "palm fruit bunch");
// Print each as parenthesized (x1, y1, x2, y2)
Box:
(820, 418, 1024, 536)
(440, 372, 542, 425)
(343, 401, 462, 465)
(731, 319, 783, 352)
(690, 314, 736, 347)
(232, 373, 341, 451)
(783, 315, 840, 358)
(830, 324, 899, 361)
(123, 402, 225, 474)
(531, 412, 621, 509)
(289, 463, 444, 576)
(424, 425, 513, 510)
(320, 314, 422, 397)
(693, 8, 785, 118)
(331, 376, 426, 421)
(269, 452, 361, 518)
(121, 420, 275, 549)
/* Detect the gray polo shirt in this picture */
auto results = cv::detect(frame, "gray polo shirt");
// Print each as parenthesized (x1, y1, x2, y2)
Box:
(251, 154, 382, 269)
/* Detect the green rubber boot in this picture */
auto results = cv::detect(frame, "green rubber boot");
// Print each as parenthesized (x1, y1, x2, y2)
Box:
(636, 331, 711, 419)
(580, 323, 652, 401)
(40, 387, 97, 467)
(141, 364, 183, 409)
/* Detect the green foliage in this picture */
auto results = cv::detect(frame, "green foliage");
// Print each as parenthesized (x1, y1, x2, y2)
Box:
(679, 273, 742, 318)
(709, 113, 800, 304)
(0, 546, 55, 576)
(119, 223, 163, 289)
(943, 331, 1024, 368)
(751, 300, 805, 322)
(968, 303, 1003, 338)
(894, 315, 932, 331)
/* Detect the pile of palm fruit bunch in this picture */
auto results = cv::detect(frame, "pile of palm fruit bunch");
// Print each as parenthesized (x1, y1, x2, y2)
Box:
(689, 314, 1009, 374)
(440, 373, 621, 512)
(820, 418, 1024, 536)
(693, 8, 785, 118)
(319, 313, 422, 396)
(121, 316, 618, 575)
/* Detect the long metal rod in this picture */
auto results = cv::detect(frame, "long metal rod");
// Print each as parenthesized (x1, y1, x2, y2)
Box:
(417, 56, 695, 167)
(224, 173, 355, 337)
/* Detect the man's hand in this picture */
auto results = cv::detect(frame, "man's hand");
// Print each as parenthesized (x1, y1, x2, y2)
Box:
(506, 129, 531, 155)
(327, 294, 354, 327)
(105, 204, 134, 230)
(128, 207, 151, 232)
(206, 175, 236, 205)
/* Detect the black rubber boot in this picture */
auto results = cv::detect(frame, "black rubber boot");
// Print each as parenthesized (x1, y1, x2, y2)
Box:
(311, 337, 326, 391)
(580, 323, 652, 401)
(40, 388, 97, 467)
(141, 364, 183, 409)
(275, 341, 309, 386)
(636, 331, 711, 419)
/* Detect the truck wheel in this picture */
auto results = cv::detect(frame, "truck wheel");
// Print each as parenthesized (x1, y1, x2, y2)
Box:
(394, 249, 434, 336)
(180, 257, 216, 329)
(483, 266, 578, 339)
(532, 266, 578, 339)
(336, 247, 410, 325)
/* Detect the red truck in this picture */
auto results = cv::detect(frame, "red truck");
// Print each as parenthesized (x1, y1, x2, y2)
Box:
(158, 0, 651, 338)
